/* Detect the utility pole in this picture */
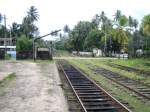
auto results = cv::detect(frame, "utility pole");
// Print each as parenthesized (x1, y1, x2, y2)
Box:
(4, 15, 7, 59)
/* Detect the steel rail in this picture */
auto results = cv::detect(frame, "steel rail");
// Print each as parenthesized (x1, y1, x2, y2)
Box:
(58, 60, 132, 112)
(87, 64, 150, 101)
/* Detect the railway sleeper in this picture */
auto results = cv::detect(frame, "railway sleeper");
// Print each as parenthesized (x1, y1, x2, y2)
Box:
(85, 106, 119, 112)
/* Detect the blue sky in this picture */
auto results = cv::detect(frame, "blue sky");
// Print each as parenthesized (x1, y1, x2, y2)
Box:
(0, 0, 150, 40)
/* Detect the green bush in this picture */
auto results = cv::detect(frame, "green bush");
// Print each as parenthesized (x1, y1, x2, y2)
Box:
(16, 35, 33, 51)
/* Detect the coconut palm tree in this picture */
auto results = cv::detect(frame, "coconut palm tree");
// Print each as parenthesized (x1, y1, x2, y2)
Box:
(119, 15, 128, 27)
(27, 6, 39, 22)
(142, 14, 150, 35)
(141, 14, 150, 55)
(91, 14, 100, 28)
(114, 10, 122, 22)
(128, 16, 133, 32)
(99, 11, 113, 55)
(133, 19, 138, 31)
(20, 6, 39, 38)
(113, 28, 128, 52)
(0, 13, 2, 23)
(128, 16, 133, 27)
(63, 25, 70, 33)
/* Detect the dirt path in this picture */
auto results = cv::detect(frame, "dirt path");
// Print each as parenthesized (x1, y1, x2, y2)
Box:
(0, 61, 68, 112)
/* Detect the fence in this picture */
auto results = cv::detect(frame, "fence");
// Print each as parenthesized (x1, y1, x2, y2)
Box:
(16, 51, 33, 59)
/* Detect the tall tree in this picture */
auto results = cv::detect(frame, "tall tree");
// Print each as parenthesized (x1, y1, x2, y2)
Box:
(27, 6, 39, 22)
(84, 29, 102, 51)
(0, 13, 2, 23)
(142, 14, 150, 35)
(141, 14, 150, 53)
(113, 12, 129, 53)
(112, 28, 128, 52)
(63, 25, 70, 33)
(114, 10, 122, 22)
(99, 11, 108, 54)
(91, 14, 100, 28)
(69, 21, 94, 52)
(133, 19, 138, 31)
(119, 15, 128, 27)
(20, 6, 39, 38)
(128, 16, 134, 32)
(11, 22, 21, 37)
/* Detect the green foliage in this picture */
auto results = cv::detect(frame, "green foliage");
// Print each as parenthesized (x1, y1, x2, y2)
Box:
(84, 29, 102, 50)
(55, 40, 65, 50)
(114, 10, 122, 22)
(63, 25, 70, 33)
(119, 15, 128, 27)
(112, 28, 128, 51)
(0, 13, 2, 23)
(69, 21, 94, 51)
(27, 6, 39, 22)
(16, 35, 32, 51)
(142, 14, 150, 36)
(10, 6, 39, 39)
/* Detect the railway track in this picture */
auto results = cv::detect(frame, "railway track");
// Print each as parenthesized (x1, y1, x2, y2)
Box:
(86, 64, 150, 101)
(107, 63, 150, 77)
(57, 60, 131, 112)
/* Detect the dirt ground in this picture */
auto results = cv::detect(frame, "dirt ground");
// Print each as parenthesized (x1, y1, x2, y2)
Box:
(0, 61, 68, 112)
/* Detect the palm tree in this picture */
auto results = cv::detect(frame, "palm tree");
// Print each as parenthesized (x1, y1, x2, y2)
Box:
(0, 13, 2, 23)
(91, 14, 100, 28)
(21, 17, 31, 37)
(141, 14, 150, 54)
(100, 11, 107, 26)
(20, 6, 39, 38)
(99, 11, 107, 54)
(133, 19, 138, 31)
(27, 6, 39, 22)
(119, 15, 128, 27)
(11, 22, 20, 37)
(63, 25, 70, 33)
(142, 14, 150, 35)
(114, 10, 122, 22)
(128, 16, 133, 32)
(113, 28, 128, 53)
(99, 11, 113, 55)
(113, 11, 128, 54)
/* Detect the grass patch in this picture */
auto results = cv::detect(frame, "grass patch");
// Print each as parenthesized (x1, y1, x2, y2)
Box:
(68, 59, 150, 112)
(0, 73, 16, 96)
(112, 58, 150, 71)
(0, 73, 16, 86)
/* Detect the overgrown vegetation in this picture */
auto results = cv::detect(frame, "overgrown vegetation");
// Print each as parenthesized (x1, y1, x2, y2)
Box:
(111, 58, 150, 71)
(16, 35, 32, 51)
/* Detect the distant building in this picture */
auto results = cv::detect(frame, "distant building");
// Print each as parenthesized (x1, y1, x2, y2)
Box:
(0, 38, 16, 46)
(0, 38, 16, 58)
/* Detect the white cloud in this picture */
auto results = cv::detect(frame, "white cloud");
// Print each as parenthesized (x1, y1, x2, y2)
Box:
(0, 0, 150, 40)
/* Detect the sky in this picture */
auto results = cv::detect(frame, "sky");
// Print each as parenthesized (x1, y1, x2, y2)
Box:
(0, 0, 150, 40)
